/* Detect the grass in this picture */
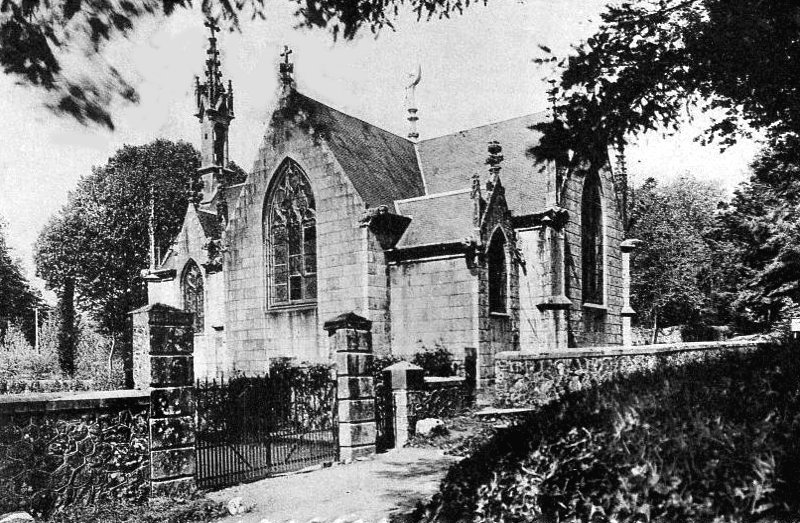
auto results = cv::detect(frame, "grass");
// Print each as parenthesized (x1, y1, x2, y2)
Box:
(414, 344, 800, 523)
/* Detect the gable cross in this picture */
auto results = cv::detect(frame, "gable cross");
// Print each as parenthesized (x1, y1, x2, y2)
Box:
(279, 45, 294, 87)
(204, 18, 219, 37)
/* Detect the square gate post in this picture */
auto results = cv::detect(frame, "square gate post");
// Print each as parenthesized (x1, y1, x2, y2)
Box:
(384, 361, 424, 449)
(325, 312, 376, 461)
(131, 303, 196, 497)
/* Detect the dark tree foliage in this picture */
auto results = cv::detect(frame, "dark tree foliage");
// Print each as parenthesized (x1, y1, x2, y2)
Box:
(0, 218, 43, 343)
(0, 0, 481, 128)
(533, 0, 800, 168)
(712, 134, 800, 330)
(56, 277, 77, 375)
(34, 139, 200, 338)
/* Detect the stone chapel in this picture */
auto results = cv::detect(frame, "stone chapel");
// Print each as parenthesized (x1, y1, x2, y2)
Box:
(145, 25, 634, 386)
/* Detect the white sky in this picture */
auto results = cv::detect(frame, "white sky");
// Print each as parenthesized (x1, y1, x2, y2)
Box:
(0, 0, 761, 288)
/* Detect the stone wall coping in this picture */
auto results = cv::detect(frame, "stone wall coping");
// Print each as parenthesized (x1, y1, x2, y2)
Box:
(0, 389, 149, 414)
(424, 376, 466, 385)
(496, 340, 764, 362)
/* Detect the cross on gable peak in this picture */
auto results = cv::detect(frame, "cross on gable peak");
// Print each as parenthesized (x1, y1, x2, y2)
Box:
(279, 45, 294, 87)
(204, 18, 219, 35)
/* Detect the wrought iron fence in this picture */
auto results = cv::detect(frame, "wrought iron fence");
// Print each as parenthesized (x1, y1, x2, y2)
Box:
(374, 372, 394, 452)
(195, 370, 337, 490)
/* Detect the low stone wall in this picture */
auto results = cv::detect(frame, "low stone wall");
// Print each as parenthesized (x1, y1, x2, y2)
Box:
(0, 389, 150, 518)
(0, 378, 95, 395)
(494, 341, 765, 408)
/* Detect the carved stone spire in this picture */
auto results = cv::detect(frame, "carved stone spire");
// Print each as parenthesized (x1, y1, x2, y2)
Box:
(194, 18, 235, 204)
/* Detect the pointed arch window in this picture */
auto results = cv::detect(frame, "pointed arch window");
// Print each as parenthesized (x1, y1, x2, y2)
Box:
(182, 260, 205, 332)
(488, 229, 508, 313)
(265, 160, 317, 307)
(582, 172, 604, 304)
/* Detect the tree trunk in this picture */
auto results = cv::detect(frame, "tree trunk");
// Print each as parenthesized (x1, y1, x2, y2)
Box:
(57, 278, 77, 376)
(650, 312, 659, 345)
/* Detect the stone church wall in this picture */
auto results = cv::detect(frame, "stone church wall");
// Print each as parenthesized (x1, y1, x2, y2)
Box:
(223, 128, 371, 373)
(562, 165, 625, 347)
(516, 226, 550, 350)
(146, 209, 229, 379)
(389, 255, 477, 361)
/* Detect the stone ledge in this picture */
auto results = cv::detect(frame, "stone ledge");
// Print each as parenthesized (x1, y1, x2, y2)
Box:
(424, 376, 466, 387)
(0, 389, 149, 414)
(496, 340, 765, 362)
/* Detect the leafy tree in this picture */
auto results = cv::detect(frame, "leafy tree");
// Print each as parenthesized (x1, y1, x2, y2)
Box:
(712, 133, 800, 331)
(0, 216, 43, 342)
(35, 139, 201, 368)
(628, 175, 723, 342)
(534, 0, 800, 169)
(0, 0, 475, 128)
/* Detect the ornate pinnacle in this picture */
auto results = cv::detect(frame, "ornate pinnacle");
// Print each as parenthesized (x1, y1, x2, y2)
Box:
(486, 141, 504, 177)
(471, 171, 482, 200)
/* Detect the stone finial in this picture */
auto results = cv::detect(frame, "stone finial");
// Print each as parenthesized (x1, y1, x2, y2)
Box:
(470, 172, 482, 200)
(486, 141, 504, 175)
(405, 65, 421, 140)
(279, 45, 294, 88)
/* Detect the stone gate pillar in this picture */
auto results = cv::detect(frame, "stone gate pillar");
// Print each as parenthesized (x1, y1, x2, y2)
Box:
(325, 312, 376, 461)
(131, 303, 196, 497)
(384, 361, 424, 449)
(620, 239, 641, 346)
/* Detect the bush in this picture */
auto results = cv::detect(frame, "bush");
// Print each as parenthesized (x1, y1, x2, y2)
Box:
(411, 343, 456, 377)
(73, 323, 125, 390)
(0, 321, 59, 379)
(417, 344, 800, 523)
(44, 496, 228, 523)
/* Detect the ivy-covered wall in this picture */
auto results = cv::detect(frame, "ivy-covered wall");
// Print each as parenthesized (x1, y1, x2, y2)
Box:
(494, 341, 764, 408)
(0, 391, 150, 518)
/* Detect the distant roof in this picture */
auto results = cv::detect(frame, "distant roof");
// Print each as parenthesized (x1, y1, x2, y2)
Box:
(394, 190, 474, 248)
(416, 112, 553, 216)
(289, 91, 426, 208)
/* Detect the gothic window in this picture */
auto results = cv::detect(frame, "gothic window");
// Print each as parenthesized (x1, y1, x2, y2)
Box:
(488, 229, 507, 313)
(582, 172, 604, 304)
(182, 259, 205, 333)
(265, 160, 317, 307)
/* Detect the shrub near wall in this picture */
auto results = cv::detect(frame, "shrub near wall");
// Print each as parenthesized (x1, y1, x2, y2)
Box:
(0, 391, 150, 518)
(494, 341, 764, 408)
(419, 343, 800, 523)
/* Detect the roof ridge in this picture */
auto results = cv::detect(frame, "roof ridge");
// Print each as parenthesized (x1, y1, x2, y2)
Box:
(294, 89, 412, 143)
(417, 110, 551, 143)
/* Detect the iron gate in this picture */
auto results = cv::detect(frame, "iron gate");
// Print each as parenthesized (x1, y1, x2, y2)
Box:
(195, 372, 337, 490)
(374, 371, 394, 452)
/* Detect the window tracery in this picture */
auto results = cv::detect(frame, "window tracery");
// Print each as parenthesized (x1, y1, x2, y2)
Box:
(265, 161, 317, 307)
(582, 172, 604, 304)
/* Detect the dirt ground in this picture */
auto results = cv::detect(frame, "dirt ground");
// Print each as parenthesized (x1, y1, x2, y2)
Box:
(207, 447, 459, 523)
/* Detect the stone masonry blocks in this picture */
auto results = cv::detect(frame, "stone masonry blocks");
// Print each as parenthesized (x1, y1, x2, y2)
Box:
(328, 312, 376, 462)
(131, 303, 197, 497)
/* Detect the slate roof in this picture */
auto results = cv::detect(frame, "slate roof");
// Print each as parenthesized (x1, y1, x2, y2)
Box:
(197, 210, 223, 240)
(394, 190, 474, 248)
(292, 91, 426, 208)
(415, 112, 553, 216)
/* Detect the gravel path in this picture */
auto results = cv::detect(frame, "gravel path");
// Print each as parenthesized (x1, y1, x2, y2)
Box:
(207, 447, 458, 523)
